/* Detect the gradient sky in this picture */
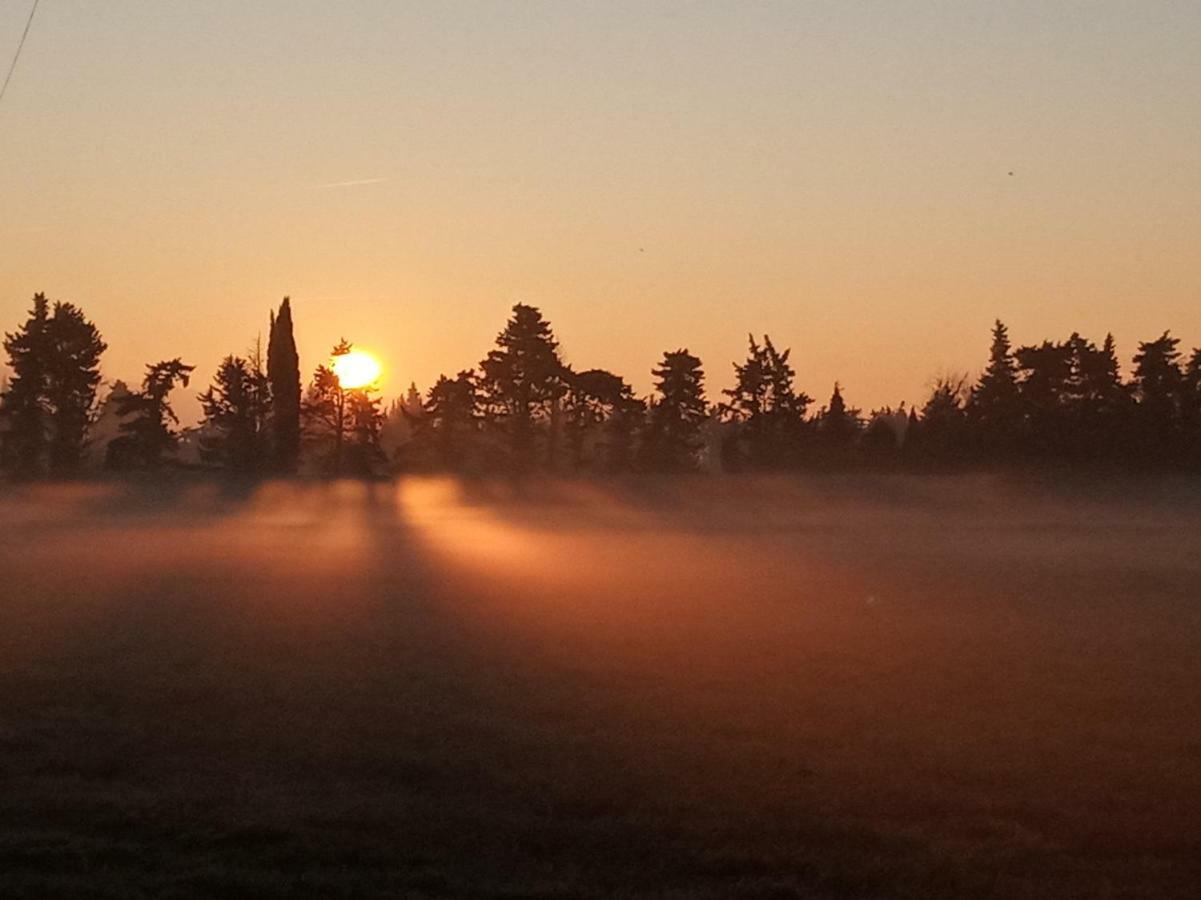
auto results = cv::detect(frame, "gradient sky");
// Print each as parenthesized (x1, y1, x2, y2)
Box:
(3, 1, 1199, 421)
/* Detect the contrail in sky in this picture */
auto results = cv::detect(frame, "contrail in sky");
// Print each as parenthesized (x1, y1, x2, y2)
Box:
(314, 177, 389, 190)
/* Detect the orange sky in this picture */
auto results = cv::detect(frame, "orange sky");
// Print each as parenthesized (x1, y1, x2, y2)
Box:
(3, 2, 1199, 422)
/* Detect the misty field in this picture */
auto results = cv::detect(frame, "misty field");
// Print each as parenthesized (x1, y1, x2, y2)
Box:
(1, 476, 1199, 898)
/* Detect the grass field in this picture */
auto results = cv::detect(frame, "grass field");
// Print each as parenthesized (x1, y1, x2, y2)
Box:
(1, 475, 1199, 898)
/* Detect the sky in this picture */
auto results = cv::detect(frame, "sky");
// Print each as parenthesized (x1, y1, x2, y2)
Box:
(2, 1, 1199, 422)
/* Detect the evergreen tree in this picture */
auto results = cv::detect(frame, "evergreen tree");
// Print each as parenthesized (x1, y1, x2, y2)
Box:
(198, 354, 271, 474)
(1, 294, 106, 479)
(642, 349, 707, 472)
(415, 370, 481, 471)
(1, 294, 51, 478)
(1183, 348, 1201, 467)
(1131, 331, 1184, 465)
(968, 320, 1022, 459)
(814, 382, 862, 465)
(302, 341, 384, 477)
(562, 368, 644, 472)
(911, 375, 969, 467)
(478, 304, 566, 471)
(721, 334, 812, 470)
(267, 297, 301, 474)
(1060, 332, 1130, 461)
(107, 359, 195, 470)
(1015, 339, 1072, 459)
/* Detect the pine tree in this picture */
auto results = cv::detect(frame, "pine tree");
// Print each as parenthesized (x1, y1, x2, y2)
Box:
(302, 341, 384, 477)
(1, 294, 51, 478)
(814, 382, 861, 465)
(267, 297, 301, 474)
(44, 302, 107, 476)
(721, 334, 811, 469)
(1, 294, 106, 479)
(968, 319, 1022, 459)
(198, 354, 271, 474)
(414, 371, 480, 471)
(1015, 339, 1072, 460)
(642, 349, 707, 472)
(563, 368, 644, 472)
(478, 304, 566, 471)
(1131, 331, 1184, 465)
(914, 375, 969, 466)
(107, 359, 195, 470)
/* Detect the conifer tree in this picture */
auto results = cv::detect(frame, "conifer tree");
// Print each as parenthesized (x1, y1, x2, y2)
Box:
(642, 349, 707, 472)
(1, 294, 51, 477)
(814, 382, 861, 464)
(198, 354, 271, 474)
(1131, 331, 1184, 465)
(1, 294, 106, 479)
(914, 375, 969, 466)
(721, 334, 811, 469)
(302, 341, 384, 477)
(563, 368, 644, 472)
(968, 320, 1022, 459)
(416, 370, 480, 471)
(478, 304, 566, 471)
(267, 297, 301, 474)
(108, 359, 194, 470)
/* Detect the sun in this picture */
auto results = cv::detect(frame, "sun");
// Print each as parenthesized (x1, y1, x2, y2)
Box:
(331, 349, 382, 389)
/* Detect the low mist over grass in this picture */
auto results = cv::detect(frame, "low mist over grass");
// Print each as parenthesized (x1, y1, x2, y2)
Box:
(2, 476, 1200, 897)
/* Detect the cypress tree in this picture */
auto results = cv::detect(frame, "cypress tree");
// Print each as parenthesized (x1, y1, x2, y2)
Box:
(267, 297, 301, 474)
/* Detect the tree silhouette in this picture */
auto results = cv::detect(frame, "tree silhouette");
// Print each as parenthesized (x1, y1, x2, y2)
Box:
(910, 374, 969, 467)
(1015, 339, 1072, 460)
(1, 294, 106, 479)
(1060, 333, 1130, 462)
(968, 320, 1022, 460)
(414, 370, 481, 471)
(1, 294, 51, 478)
(562, 368, 644, 472)
(302, 340, 384, 477)
(478, 304, 566, 472)
(721, 334, 812, 470)
(814, 383, 862, 465)
(107, 359, 195, 470)
(642, 350, 707, 472)
(198, 353, 271, 474)
(267, 297, 301, 474)
(1131, 331, 1184, 466)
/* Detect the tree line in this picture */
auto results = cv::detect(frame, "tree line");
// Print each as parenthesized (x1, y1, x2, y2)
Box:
(3, 293, 1201, 480)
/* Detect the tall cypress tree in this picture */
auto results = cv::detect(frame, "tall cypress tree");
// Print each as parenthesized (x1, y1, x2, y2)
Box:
(267, 297, 301, 474)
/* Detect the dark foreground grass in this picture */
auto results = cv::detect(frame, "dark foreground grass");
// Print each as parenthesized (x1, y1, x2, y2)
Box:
(1, 476, 1199, 898)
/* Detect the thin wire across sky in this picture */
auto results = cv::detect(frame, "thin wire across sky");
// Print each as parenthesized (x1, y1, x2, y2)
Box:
(0, 0, 41, 109)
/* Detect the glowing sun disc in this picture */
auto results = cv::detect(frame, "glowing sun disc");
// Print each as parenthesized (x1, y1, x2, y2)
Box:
(332, 349, 382, 389)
